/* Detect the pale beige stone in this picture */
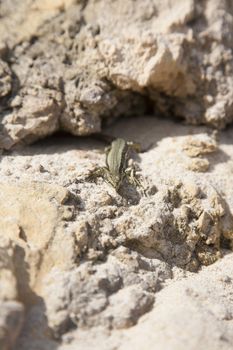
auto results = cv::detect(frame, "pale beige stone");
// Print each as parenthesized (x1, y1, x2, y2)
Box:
(0, 0, 233, 347)
(0, 0, 233, 148)
(0, 117, 232, 349)
(0, 182, 76, 299)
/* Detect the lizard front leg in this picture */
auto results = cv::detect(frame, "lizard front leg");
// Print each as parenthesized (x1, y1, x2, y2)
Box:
(86, 166, 109, 183)
(87, 166, 120, 191)
(125, 164, 146, 195)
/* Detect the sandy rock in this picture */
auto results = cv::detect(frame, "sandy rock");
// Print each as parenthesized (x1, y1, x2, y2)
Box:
(0, 94, 62, 150)
(0, 301, 24, 350)
(116, 253, 233, 350)
(0, 2, 233, 346)
(0, 181, 79, 348)
(0, 182, 77, 301)
(0, 116, 232, 349)
(0, 237, 24, 350)
(0, 237, 18, 301)
(182, 133, 218, 157)
(115, 181, 231, 270)
(186, 157, 211, 172)
(0, 60, 12, 98)
(42, 249, 170, 334)
(57, 253, 233, 350)
(0, 1, 232, 148)
(104, 285, 155, 329)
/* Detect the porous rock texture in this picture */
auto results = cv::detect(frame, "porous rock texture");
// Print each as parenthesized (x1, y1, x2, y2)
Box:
(1, 1, 233, 350)
(0, 116, 233, 349)
(0, 0, 233, 149)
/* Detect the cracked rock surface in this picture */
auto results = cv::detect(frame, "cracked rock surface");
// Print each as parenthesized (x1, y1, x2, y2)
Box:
(1, 1, 233, 349)
(0, 116, 233, 349)
(0, 0, 233, 149)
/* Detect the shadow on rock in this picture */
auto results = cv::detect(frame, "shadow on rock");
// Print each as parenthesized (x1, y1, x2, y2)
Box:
(13, 245, 59, 350)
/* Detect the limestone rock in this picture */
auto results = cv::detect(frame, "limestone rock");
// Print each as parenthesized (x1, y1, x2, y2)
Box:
(0, 0, 233, 347)
(0, 301, 24, 350)
(115, 180, 232, 270)
(116, 253, 233, 350)
(42, 248, 169, 334)
(0, 182, 77, 300)
(0, 0, 233, 148)
(0, 60, 12, 98)
(0, 237, 24, 350)
(57, 254, 233, 350)
(0, 117, 233, 349)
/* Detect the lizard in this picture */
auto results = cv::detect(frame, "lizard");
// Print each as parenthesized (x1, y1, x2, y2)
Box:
(87, 137, 143, 193)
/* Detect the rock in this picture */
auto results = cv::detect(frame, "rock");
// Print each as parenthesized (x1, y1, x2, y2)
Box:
(0, 181, 79, 347)
(0, 0, 233, 347)
(0, 117, 233, 349)
(0, 182, 77, 301)
(104, 285, 155, 329)
(0, 87, 64, 149)
(57, 254, 233, 350)
(0, 237, 24, 350)
(115, 180, 232, 270)
(0, 0, 233, 148)
(42, 249, 169, 334)
(182, 133, 218, 157)
(0, 60, 12, 98)
(0, 301, 24, 350)
(116, 254, 233, 350)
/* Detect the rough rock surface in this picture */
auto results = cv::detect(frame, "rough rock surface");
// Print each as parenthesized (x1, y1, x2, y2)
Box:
(0, 237, 24, 350)
(1, 1, 233, 349)
(0, 116, 233, 349)
(0, 0, 233, 149)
